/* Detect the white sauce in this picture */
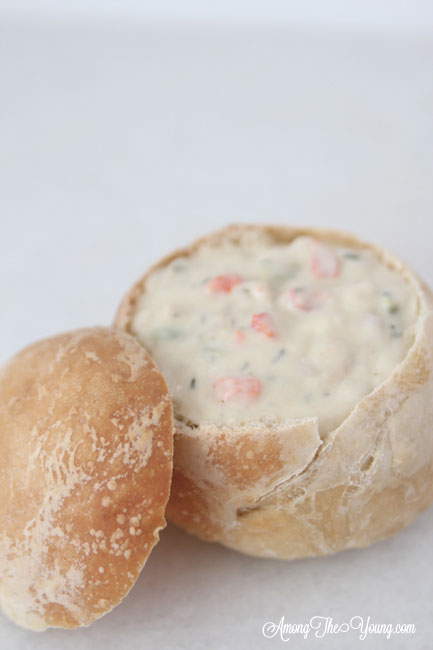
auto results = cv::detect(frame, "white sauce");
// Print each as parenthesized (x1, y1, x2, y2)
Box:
(131, 233, 418, 432)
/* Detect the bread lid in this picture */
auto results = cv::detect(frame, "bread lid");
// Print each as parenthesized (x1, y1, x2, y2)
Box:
(0, 327, 173, 630)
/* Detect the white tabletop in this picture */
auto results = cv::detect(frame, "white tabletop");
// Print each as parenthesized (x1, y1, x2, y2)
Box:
(0, 14, 432, 650)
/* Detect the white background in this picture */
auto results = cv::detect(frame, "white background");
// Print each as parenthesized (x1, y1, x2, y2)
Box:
(0, 2, 432, 649)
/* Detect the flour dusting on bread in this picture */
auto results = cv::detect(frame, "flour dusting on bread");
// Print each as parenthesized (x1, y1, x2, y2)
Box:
(0, 327, 173, 630)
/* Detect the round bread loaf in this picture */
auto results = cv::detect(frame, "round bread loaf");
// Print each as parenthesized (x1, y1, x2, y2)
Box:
(0, 327, 173, 630)
(115, 224, 433, 559)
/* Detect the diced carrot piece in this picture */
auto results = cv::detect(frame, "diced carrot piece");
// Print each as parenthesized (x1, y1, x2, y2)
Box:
(214, 377, 262, 402)
(234, 330, 246, 343)
(251, 312, 277, 338)
(280, 287, 328, 311)
(206, 274, 243, 293)
(311, 241, 340, 278)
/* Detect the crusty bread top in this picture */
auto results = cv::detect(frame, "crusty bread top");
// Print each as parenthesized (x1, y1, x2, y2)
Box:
(0, 327, 173, 630)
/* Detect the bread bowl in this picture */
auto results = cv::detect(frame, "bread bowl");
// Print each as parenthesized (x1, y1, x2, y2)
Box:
(0, 327, 173, 630)
(115, 224, 433, 559)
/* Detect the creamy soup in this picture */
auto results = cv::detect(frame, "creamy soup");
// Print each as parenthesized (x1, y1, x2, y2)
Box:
(131, 234, 418, 432)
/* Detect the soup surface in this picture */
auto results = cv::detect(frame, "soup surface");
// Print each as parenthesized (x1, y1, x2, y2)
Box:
(131, 233, 417, 432)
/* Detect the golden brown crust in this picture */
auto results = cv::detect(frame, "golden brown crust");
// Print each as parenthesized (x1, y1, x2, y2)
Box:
(114, 224, 433, 559)
(0, 327, 173, 629)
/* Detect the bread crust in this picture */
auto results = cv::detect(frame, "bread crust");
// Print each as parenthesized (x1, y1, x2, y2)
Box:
(114, 224, 433, 559)
(0, 327, 173, 629)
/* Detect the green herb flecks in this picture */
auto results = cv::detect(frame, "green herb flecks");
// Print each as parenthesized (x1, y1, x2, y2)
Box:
(389, 323, 403, 338)
(343, 251, 360, 260)
(382, 290, 399, 314)
(151, 327, 186, 341)
(273, 348, 286, 363)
